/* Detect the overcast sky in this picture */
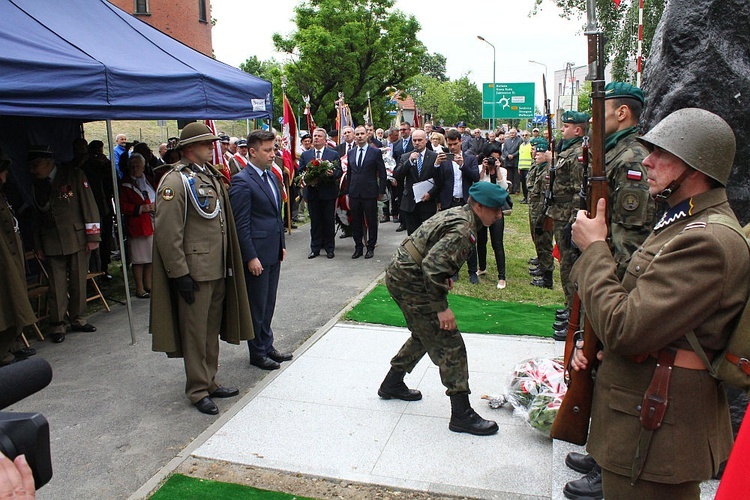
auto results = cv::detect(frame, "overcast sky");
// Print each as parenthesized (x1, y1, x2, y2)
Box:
(211, 0, 589, 110)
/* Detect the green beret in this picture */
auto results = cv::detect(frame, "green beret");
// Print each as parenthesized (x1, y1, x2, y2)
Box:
(604, 82, 645, 105)
(534, 140, 549, 152)
(561, 111, 590, 124)
(469, 182, 508, 208)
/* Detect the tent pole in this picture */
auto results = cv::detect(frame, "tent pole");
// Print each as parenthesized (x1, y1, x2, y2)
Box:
(106, 120, 137, 345)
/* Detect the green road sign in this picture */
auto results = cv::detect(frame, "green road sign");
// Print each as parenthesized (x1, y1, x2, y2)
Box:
(482, 82, 535, 119)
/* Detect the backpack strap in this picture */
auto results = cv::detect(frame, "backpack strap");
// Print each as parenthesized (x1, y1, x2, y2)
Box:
(686, 214, 750, 373)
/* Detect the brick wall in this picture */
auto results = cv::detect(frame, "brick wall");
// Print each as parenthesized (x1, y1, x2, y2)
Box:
(109, 0, 213, 57)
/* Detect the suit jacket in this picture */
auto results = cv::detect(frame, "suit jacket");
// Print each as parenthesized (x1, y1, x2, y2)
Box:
(369, 137, 384, 148)
(336, 142, 356, 158)
(391, 137, 413, 161)
(394, 148, 442, 214)
(229, 165, 285, 267)
(438, 152, 479, 208)
(298, 147, 343, 201)
(345, 145, 387, 199)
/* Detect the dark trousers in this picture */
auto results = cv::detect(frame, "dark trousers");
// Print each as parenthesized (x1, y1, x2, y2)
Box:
(403, 203, 436, 235)
(389, 184, 401, 219)
(520, 170, 529, 199)
(477, 218, 506, 279)
(245, 261, 280, 359)
(308, 198, 337, 253)
(350, 197, 378, 250)
(507, 166, 519, 193)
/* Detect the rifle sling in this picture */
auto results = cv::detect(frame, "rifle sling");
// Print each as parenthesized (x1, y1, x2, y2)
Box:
(632, 347, 676, 483)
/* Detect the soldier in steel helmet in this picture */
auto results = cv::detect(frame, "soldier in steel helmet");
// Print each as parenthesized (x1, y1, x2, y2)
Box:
(377, 182, 508, 436)
(150, 122, 254, 415)
(569, 108, 749, 498)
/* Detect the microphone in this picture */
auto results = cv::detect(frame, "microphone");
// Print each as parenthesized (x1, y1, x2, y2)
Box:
(0, 358, 53, 410)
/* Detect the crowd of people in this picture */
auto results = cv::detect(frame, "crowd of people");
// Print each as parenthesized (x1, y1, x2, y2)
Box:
(0, 79, 747, 498)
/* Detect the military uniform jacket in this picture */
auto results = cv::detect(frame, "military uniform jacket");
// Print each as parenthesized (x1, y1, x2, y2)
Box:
(32, 165, 101, 256)
(571, 188, 749, 483)
(150, 160, 253, 357)
(387, 205, 480, 313)
(604, 129, 655, 276)
(0, 193, 36, 332)
(528, 161, 549, 224)
(546, 139, 585, 222)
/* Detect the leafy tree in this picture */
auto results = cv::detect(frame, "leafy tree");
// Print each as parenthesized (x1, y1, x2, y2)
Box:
(239, 56, 284, 120)
(531, 0, 666, 82)
(577, 80, 592, 114)
(449, 76, 483, 127)
(420, 52, 448, 81)
(272, 0, 426, 130)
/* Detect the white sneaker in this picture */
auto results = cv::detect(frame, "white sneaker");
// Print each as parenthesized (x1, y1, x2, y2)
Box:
(477, 269, 487, 276)
(496, 280, 506, 289)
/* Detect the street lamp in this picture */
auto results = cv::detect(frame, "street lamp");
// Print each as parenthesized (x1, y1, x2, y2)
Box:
(529, 60, 548, 121)
(477, 35, 496, 132)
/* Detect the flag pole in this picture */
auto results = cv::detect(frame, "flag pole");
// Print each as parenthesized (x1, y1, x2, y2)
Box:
(281, 77, 292, 234)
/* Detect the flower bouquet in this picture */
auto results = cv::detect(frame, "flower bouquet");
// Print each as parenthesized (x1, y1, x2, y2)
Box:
(303, 158, 338, 187)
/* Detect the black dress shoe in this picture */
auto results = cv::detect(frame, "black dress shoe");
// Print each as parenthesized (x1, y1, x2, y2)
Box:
(210, 386, 240, 398)
(326, 251, 335, 259)
(308, 251, 319, 259)
(267, 349, 293, 362)
(194, 397, 219, 415)
(396, 225, 406, 232)
(13, 347, 36, 360)
(51, 333, 65, 343)
(553, 329, 568, 341)
(352, 249, 363, 259)
(250, 356, 280, 370)
(565, 452, 598, 474)
(364, 249, 374, 259)
(563, 465, 603, 499)
(71, 323, 96, 332)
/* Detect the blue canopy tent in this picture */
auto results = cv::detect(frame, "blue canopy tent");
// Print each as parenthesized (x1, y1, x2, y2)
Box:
(0, 0, 273, 343)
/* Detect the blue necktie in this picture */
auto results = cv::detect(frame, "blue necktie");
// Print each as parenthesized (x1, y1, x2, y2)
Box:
(316, 150, 321, 159)
(357, 148, 364, 168)
(403, 139, 408, 150)
(262, 171, 277, 206)
(417, 153, 423, 177)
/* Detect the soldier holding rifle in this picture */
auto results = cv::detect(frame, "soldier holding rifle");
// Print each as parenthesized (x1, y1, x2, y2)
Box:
(569, 108, 748, 499)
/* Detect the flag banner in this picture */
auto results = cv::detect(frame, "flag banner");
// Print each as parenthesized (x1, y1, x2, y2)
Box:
(280, 93, 296, 202)
(204, 119, 230, 182)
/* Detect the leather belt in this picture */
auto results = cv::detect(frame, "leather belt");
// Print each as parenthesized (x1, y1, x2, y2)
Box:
(649, 348, 710, 370)
(452, 197, 464, 203)
(403, 239, 423, 266)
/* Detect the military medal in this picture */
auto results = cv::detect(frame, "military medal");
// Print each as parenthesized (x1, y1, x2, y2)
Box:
(162, 187, 175, 201)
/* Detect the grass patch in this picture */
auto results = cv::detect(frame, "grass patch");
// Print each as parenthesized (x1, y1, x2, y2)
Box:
(150, 474, 315, 500)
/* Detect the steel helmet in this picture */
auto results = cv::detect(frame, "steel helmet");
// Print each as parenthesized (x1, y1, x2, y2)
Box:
(637, 108, 736, 186)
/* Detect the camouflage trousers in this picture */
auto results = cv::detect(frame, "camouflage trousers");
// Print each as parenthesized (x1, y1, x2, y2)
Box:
(385, 271, 470, 395)
(553, 219, 578, 310)
(529, 203, 554, 272)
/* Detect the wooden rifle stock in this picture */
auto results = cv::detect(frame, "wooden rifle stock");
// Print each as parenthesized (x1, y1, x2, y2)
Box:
(550, 0, 608, 445)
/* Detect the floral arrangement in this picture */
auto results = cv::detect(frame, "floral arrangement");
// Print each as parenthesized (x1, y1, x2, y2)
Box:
(300, 158, 338, 187)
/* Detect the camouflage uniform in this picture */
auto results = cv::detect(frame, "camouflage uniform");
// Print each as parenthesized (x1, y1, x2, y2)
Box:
(528, 159, 554, 273)
(603, 127, 654, 278)
(385, 205, 480, 395)
(546, 138, 585, 309)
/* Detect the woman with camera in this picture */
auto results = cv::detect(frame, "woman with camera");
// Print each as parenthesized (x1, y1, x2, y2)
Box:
(476, 152, 512, 289)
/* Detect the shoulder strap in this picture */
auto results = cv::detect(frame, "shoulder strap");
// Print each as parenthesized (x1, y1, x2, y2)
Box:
(686, 214, 750, 373)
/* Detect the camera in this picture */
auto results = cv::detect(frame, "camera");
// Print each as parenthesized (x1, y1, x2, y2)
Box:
(0, 358, 54, 490)
(484, 156, 497, 165)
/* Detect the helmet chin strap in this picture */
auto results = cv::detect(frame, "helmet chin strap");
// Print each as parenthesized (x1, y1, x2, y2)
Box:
(654, 168, 692, 202)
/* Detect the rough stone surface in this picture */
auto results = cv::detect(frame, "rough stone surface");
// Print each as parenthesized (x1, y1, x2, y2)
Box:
(641, 0, 750, 223)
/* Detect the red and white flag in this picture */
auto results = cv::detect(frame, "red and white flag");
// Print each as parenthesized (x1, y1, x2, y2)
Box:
(204, 119, 222, 166)
(278, 93, 297, 202)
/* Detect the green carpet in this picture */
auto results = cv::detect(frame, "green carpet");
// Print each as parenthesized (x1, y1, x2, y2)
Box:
(150, 474, 315, 499)
(345, 285, 561, 338)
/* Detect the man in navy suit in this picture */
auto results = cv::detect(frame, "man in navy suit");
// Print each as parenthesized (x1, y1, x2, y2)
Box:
(229, 130, 291, 371)
(439, 129, 481, 283)
(346, 125, 387, 259)
(394, 129, 443, 235)
(298, 128, 343, 259)
(390, 122, 413, 231)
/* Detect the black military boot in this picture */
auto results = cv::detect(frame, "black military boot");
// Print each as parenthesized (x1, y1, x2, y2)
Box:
(528, 257, 539, 265)
(565, 452, 598, 474)
(553, 320, 569, 331)
(556, 309, 571, 322)
(562, 464, 603, 499)
(448, 394, 499, 435)
(531, 271, 553, 289)
(529, 267, 545, 277)
(378, 368, 422, 401)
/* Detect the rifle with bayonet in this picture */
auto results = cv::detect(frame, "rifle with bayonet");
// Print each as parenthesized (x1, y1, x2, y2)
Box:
(537, 74, 556, 234)
(549, 0, 608, 446)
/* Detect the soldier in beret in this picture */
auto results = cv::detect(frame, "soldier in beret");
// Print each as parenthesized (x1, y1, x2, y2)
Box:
(150, 123, 254, 415)
(29, 145, 100, 343)
(377, 182, 508, 436)
(528, 141, 554, 289)
(561, 83, 657, 498)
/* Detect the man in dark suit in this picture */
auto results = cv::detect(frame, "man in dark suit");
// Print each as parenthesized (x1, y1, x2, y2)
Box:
(391, 122, 413, 231)
(229, 130, 292, 371)
(298, 128, 343, 259)
(366, 124, 383, 148)
(394, 129, 443, 235)
(439, 129, 481, 283)
(335, 126, 356, 158)
(346, 125, 387, 259)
